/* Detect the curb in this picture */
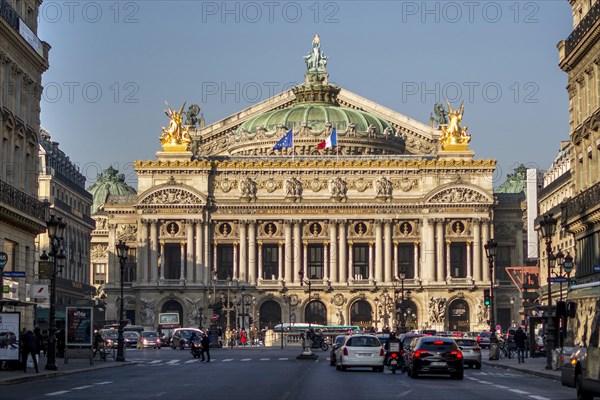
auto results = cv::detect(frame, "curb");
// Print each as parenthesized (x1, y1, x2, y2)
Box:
(481, 361, 561, 381)
(0, 361, 138, 386)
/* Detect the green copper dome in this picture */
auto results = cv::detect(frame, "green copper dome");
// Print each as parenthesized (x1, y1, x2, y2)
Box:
(238, 103, 394, 134)
(88, 166, 137, 213)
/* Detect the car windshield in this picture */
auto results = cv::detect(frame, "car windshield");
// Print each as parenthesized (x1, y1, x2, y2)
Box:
(479, 332, 491, 338)
(335, 336, 346, 345)
(124, 332, 138, 338)
(103, 330, 118, 339)
(142, 332, 158, 339)
(346, 336, 381, 347)
(456, 339, 477, 347)
(180, 330, 196, 338)
(419, 340, 457, 351)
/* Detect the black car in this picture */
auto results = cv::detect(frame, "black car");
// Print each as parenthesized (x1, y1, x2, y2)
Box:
(329, 335, 347, 366)
(407, 336, 464, 380)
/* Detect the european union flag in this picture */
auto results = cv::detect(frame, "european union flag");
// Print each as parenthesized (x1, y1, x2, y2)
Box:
(273, 129, 293, 150)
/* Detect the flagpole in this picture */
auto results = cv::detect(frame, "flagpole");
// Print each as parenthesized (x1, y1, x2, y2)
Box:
(336, 125, 339, 163)
(291, 128, 295, 162)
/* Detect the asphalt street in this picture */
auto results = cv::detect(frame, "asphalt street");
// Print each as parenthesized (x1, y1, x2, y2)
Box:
(1, 347, 576, 400)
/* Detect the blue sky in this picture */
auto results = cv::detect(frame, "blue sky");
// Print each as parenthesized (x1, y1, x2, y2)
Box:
(37, 1, 573, 189)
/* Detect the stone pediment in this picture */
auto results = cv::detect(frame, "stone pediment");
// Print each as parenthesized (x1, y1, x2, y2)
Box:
(138, 187, 206, 207)
(425, 186, 492, 205)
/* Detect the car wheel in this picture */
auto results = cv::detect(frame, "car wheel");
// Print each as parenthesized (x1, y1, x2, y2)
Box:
(372, 367, 378, 372)
(341, 362, 347, 372)
(576, 372, 593, 400)
(475, 363, 481, 370)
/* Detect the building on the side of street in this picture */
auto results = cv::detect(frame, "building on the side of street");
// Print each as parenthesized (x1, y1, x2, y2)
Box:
(36, 129, 96, 329)
(93, 37, 504, 334)
(0, 0, 51, 326)
(558, 0, 600, 284)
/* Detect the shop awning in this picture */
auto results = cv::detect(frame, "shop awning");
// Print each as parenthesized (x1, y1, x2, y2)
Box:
(0, 299, 39, 307)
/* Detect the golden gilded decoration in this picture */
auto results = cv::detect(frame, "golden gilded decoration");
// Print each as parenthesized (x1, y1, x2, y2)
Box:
(439, 100, 471, 151)
(160, 102, 191, 152)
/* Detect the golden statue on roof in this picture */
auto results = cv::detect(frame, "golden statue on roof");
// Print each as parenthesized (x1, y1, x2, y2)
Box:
(160, 101, 191, 152)
(439, 100, 471, 151)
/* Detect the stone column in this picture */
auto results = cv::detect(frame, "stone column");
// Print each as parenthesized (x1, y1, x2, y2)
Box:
(482, 219, 490, 282)
(473, 219, 481, 282)
(248, 221, 257, 284)
(466, 241, 472, 279)
(195, 222, 204, 284)
(368, 242, 374, 282)
(445, 240, 451, 279)
(293, 221, 302, 284)
(233, 242, 238, 281)
(303, 241, 308, 279)
(139, 220, 148, 284)
(205, 223, 211, 279)
(180, 242, 186, 281)
(338, 221, 347, 283)
(329, 222, 338, 283)
(421, 218, 435, 282)
(108, 223, 117, 284)
(150, 221, 158, 282)
(257, 241, 263, 282)
(284, 223, 292, 283)
(213, 242, 217, 277)
(375, 222, 384, 283)
(239, 222, 247, 282)
(277, 241, 283, 282)
(384, 222, 393, 282)
(159, 241, 165, 280)
(323, 242, 329, 282)
(186, 221, 194, 282)
(436, 219, 445, 282)
(393, 241, 399, 278)
(348, 242, 354, 280)
(414, 241, 420, 280)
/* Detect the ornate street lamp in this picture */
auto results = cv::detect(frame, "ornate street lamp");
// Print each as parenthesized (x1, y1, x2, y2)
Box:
(115, 240, 129, 362)
(538, 212, 558, 370)
(41, 215, 67, 371)
(484, 238, 498, 340)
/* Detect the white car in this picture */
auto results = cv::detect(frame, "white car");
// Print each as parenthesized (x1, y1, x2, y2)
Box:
(335, 334, 385, 372)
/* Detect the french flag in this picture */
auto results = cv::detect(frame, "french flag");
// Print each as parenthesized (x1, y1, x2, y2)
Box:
(317, 128, 337, 149)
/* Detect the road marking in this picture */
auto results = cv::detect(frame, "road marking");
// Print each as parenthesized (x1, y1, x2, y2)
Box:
(396, 390, 413, 397)
(260, 358, 270, 361)
(529, 396, 550, 400)
(222, 358, 234, 362)
(509, 389, 530, 395)
(148, 360, 162, 364)
(478, 381, 493, 384)
(46, 391, 70, 396)
(72, 385, 93, 390)
(166, 360, 180, 364)
(278, 358, 289, 361)
(185, 359, 199, 364)
(494, 385, 509, 389)
(95, 382, 113, 385)
(241, 358, 251, 361)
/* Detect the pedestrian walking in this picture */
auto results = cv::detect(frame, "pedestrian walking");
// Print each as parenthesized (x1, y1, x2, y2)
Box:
(33, 327, 42, 358)
(240, 328, 248, 347)
(200, 332, 211, 362)
(22, 330, 39, 373)
(514, 326, 527, 363)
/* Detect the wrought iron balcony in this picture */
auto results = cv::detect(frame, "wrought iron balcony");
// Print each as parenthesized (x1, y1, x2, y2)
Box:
(0, 178, 47, 222)
(565, 1, 600, 57)
(563, 180, 600, 221)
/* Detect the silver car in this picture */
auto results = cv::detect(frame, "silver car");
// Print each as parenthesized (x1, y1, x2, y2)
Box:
(455, 338, 482, 369)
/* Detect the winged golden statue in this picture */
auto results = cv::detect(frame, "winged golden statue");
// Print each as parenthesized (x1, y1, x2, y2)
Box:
(439, 100, 471, 151)
(160, 101, 191, 151)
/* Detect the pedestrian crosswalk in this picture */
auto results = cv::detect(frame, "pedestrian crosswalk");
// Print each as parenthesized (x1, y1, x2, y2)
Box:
(129, 357, 291, 366)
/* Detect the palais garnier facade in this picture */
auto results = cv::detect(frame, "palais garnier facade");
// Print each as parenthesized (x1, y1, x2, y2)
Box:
(92, 37, 496, 334)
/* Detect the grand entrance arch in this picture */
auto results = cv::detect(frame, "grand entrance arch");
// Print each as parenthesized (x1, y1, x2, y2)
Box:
(447, 299, 470, 332)
(305, 300, 327, 325)
(259, 300, 281, 329)
(350, 300, 373, 329)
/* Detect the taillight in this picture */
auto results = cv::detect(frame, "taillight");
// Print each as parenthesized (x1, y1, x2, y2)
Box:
(476, 337, 481, 342)
(380, 348, 385, 356)
(343, 347, 348, 356)
(414, 350, 428, 358)
(391, 353, 398, 359)
(143, 339, 148, 344)
(433, 340, 444, 345)
(450, 350, 463, 359)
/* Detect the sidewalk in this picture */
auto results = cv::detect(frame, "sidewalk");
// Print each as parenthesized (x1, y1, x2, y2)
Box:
(481, 351, 562, 381)
(0, 354, 136, 386)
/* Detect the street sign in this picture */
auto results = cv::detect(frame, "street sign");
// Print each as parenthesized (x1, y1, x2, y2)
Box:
(2, 271, 25, 278)
(593, 265, 600, 272)
(0, 252, 7, 269)
(211, 314, 219, 321)
(550, 276, 569, 283)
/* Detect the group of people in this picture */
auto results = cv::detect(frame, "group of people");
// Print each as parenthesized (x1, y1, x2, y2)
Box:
(224, 327, 263, 348)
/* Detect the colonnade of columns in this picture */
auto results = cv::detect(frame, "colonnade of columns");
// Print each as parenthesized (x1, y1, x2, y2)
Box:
(109, 217, 493, 286)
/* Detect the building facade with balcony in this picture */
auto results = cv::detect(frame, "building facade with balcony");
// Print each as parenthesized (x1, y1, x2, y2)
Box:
(36, 129, 96, 327)
(0, 0, 50, 324)
(93, 38, 498, 334)
(558, 0, 600, 283)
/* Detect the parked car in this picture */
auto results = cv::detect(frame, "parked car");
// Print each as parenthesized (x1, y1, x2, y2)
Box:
(98, 329, 119, 348)
(171, 328, 203, 350)
(123, 331, 140, 348)
(477, 331, 492, 349)
(329, 335, 347, 366)
(137, 331, 162, 349)
(335, 334, 385, 372)
(455, 338, 481, 369)
(407, 336, 464, 379)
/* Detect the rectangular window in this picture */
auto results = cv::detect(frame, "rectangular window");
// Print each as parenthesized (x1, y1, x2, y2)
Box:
(450, 242, 467, 278)
(353, 244, 369, 279)
(94, 263, 106, 285)
(262, 244, 278, 280)
(217, 244, 234, 280)
(307, 244, 323, 280)
(124, 247, 136, 283)
(397, 243, 415, 278)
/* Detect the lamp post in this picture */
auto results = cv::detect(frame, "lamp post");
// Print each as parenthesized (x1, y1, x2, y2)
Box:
(538, 212, 558, 370)
(373, 297, 379, 331)
(553, 250, 574, 348)
(377, 290, 393, 330)
(115, 240, 129, 362)
(239, 286, 254, 332)
(484, 238, 498, 341)
(222, 276, 236, 330)
(281, 294, 293, 349)
(399, 268, 407, 333)
(40, 214, 67, 371)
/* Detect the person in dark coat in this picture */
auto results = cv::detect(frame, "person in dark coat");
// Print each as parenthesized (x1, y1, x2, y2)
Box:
(22, 330, 39, 373)
(514, 326, 527, 363)
(200, 332, 211, 362)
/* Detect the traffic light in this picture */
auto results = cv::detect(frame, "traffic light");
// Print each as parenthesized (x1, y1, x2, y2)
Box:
(483, 289, 491, 306)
